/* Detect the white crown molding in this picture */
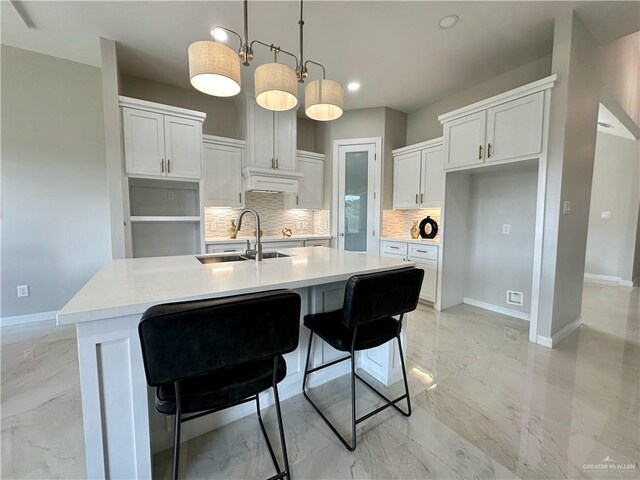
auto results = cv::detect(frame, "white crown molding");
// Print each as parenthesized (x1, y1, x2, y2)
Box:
(203, 134, 246, 148)
(296, 150, 325, 161)
(392, 136, 444, 156)
(118, 96, 207, 121)
(438, 74, 557, 124)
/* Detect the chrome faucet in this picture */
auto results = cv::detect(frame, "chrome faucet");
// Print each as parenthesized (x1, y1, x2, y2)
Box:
(235, 208, 263, 261)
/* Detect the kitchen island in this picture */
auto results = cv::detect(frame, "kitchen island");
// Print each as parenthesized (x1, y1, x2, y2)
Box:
(57, 247, 414, 479)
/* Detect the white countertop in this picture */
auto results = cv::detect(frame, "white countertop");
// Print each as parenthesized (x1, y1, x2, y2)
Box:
(57, 247, 411, 325)
(381, 236, 440, 246)
(205, 235, 331, 244)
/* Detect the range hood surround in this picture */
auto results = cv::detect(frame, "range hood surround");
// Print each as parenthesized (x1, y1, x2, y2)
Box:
(242, 166, 303, 193)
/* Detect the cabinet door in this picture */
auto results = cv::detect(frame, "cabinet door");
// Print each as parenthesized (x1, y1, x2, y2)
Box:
(249, 101, 275, 169)
(393, 151, 422, 209)
(443, 111, 486, 170)
(122, 108, 164, 176)
(294, 157, 324, 209)
(412, 258, 437, 302)
(420, 146, 444, 207)
(486, 91, 544, 163)
(274, 110, 297, 171)
(164, 116, 202, 179)
(202, 143, 243, 207)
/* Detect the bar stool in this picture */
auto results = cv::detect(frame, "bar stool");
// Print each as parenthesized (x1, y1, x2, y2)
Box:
(302, 267, 424, 451)
(138, 290, 301, 480)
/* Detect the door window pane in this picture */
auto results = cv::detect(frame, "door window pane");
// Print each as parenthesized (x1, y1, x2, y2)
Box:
(344, 151, 368, 252)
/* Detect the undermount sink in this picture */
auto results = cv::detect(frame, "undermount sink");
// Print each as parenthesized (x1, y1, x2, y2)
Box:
(197, 251, 292, 264)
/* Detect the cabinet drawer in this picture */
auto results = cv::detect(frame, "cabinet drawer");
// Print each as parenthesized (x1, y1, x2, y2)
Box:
(304, 239, 331, 247)
(206, 243, 245, 254)
(408, 244, 438, 261)
(263, 240, 302, 249)
(381, 241, 408, 256)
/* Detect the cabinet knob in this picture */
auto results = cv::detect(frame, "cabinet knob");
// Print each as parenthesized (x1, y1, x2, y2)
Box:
(339, 233, 345, 237)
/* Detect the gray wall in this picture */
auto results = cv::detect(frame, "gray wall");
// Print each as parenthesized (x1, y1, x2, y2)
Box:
(406, 55, 552, 144)
(297, 117, 317, 152)
(120, 74, 241, 139)
(465, 165, 538, 314)
(585, 132, 640, 282)
(383, 108, 408, 210)
(538, 12, 602, 338)
(1, 45, 111, 318)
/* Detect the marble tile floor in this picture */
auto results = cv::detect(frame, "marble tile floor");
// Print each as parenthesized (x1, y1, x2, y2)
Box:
(1, 282, 638, 479)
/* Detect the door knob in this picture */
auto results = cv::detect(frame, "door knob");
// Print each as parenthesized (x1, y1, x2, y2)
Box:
(339, 233, 345, 237)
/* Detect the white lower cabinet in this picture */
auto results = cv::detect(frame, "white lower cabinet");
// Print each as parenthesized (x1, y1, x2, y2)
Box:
(304, 238, 331, 247)
(381, 240, 438, 303)
(205, 239, 304, 254)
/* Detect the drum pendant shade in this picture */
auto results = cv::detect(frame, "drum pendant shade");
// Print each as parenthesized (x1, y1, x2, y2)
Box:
(188, 41, 241, 97)
(254, 63, 299, 111)
(305, 79, 344, 121)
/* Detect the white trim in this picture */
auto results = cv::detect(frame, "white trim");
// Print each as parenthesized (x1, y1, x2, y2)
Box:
(392, 136, 443, 156)
(438, 75, 557, 124)
(118, 96, 207, 122)
(537, 317, 581, 348)
(202, 134, 245, 148)
(296, 150, 325, 161)
(584, 272, 634, 287)
(463, 297, 530, 321)
(1, 310, 57, 328)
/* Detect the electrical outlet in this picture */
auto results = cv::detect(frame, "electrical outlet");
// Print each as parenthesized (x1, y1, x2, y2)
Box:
(502, 224, 511, 234)
(17, 285, 30, 297)
(506, 290, 524, 306)
(562, 200, 571, 215)
(601, 211, 612, 219)
(167, 191, 175, 200)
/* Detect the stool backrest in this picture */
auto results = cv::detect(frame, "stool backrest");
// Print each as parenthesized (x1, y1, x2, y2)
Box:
(138, 290, 301, 386)
(342, 268, 424, 328)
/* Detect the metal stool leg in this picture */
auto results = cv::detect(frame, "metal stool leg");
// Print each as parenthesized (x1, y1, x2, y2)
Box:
(172, 382, 182, 480)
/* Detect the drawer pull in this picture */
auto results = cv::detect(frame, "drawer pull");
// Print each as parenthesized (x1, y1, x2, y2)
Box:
(478, 145, 483, 160)
(389, 246, 400, 250)
(415, 193, 418, 204)
(487, 143, 492, 158)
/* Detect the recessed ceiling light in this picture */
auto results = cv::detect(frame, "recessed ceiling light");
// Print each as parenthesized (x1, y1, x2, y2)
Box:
(211, 27, 228, 42)
(347, 82, 360, 92)
(439, 14, 459, 29)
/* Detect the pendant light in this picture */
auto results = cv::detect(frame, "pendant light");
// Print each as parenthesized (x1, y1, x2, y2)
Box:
(255, 62, 298, 111)
(190, 0, 343, 119)
(188, 41, 241, 97)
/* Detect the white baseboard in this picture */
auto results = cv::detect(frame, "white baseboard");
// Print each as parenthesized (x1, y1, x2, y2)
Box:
(584, 273, 633, 287)
(0, 310, 57, 328)
(463, 297, 530, 321)
(536, 317, 581, 348)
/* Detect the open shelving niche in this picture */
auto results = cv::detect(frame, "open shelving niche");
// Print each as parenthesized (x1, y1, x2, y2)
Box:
(124, 176, 205, 258)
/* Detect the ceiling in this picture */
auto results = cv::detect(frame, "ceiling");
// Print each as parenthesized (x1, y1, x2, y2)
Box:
(2, 1, 639, 114)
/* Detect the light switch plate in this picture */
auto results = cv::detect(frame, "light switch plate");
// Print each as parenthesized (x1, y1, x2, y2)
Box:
(601, 211, 612, 219)
(502, 224, 511, 234)
(562, 200, 571, 215)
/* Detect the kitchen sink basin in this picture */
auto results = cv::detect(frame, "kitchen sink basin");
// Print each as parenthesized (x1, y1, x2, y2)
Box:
(197, 251, 292, 264)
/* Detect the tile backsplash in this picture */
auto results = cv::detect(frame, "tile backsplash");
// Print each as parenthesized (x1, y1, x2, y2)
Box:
(205, 192, 330, 239)
(383, 208, 442, 240)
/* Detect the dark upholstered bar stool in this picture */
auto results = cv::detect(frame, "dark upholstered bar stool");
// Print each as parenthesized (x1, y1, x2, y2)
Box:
(302, 268, 424, 451)
(138, 290, 301, 480)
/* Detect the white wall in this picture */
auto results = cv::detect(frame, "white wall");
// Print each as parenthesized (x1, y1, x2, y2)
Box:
(465, 165, 538, 315)
(406, 55, 552, 144)
(1, 45, 111, 318)
(585, 132, 640, 282)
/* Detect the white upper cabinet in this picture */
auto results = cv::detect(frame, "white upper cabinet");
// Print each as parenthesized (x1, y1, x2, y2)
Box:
(202, 136, 244, 208)
(439, 76, 556, 172)
(286, 151, 324, 209)
(421, 146, 444, 207)
(443, 111, 486, 170)
(163, 116, 202, 179)
(122, 108, 165, 177)
(393, 151, 422, 208)
(243, 96, 297, 172)
(486, 91, 544, 163)
(121, 97, 205, 179)
(392, 139, 444, 209)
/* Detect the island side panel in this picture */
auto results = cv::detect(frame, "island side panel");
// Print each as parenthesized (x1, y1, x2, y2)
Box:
(76, 314, 152, 480)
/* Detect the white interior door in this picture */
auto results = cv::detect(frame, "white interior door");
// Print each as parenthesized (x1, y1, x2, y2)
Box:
(337, 143, 377, 254)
